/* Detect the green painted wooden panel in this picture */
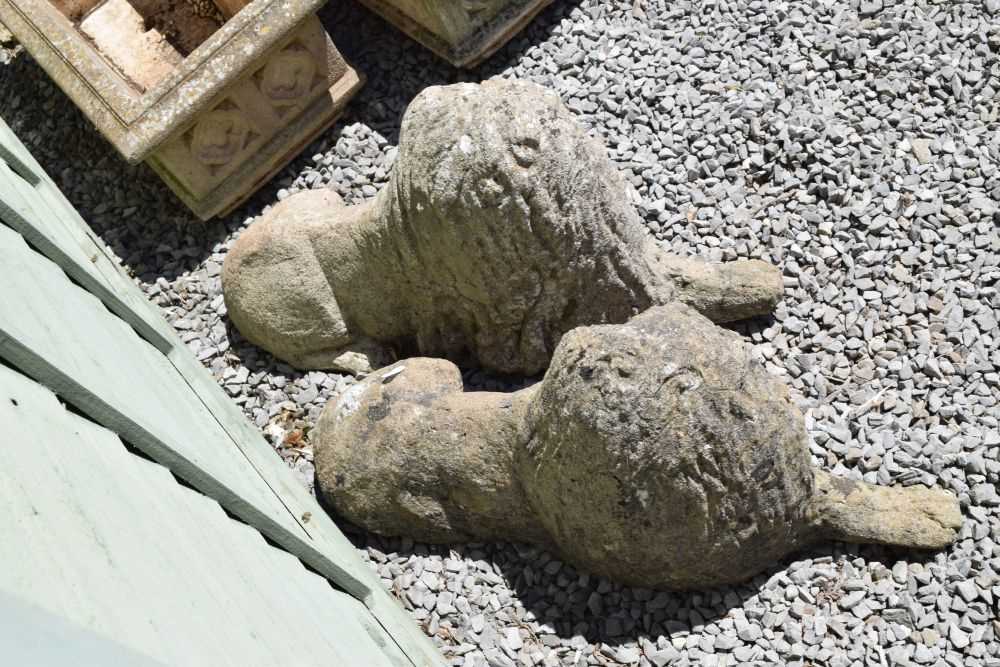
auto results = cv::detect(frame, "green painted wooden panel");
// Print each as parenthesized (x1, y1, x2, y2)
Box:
(0, 120, 174, 352)
(164, 345, 446, 666)
(0, 364, 411, 667)
(0, 118, 41, 184)
(0, 220, 374, 600)
(0, 591, 168, 666)
(0, 115, 445, 666)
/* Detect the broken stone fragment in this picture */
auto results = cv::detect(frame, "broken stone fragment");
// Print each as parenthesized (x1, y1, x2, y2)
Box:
(224, 80, 783, 375)
(313, 303, 962, 590)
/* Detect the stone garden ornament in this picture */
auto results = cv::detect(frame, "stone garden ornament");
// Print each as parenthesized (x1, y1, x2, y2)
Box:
(223, 80, 784, 375)
(313, 304, 963, 590)
(222, 78, 962, 589)
(0, 0, 361, 219)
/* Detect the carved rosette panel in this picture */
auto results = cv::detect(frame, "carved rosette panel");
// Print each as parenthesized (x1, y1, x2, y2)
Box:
(188, 102, 256, 171)
(148, 15, 355, 210)
(257, 46, 319, 114)
(251, 19, 328, 121)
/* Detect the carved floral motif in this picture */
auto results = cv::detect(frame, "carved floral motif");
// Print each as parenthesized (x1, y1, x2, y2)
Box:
(259, 48, 316, 103)
(190, 107, 250, 167)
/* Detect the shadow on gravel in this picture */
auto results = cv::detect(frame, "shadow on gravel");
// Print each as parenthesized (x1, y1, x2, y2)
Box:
(340, 520, 948, 649)
(719, 313, 776, 339)
(494, 542, 944, 648)
(319, 0, 586, 146)
(460, 367, 543, 394)
(339, 518, 948, 651)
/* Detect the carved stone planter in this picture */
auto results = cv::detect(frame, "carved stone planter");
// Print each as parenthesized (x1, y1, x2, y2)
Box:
(358, 0, 553, 67)
(0, 0, 362, 219)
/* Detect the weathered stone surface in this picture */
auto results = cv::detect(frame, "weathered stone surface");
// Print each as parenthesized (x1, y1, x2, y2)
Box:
(809, 470, 963, 550)
(147, 15, 362, 219)
(519, 303, 816, 588)
(224, 80, 783, 375)
(314, 303, 962, 589)
(221, 189, 363, 370)
(314, 358, 547, 544)
(654, 254, 787, 324)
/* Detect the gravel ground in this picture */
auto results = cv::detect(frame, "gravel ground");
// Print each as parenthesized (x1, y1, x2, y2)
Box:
(2, 1, 1000, 665)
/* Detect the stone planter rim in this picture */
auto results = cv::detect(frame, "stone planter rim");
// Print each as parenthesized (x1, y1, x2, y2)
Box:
(0, 0, 326, 163)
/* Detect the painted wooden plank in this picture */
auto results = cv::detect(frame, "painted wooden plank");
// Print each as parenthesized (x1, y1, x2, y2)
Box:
(165, 348, 445, 666)
(0, 115, 444, 666)
(0, 222, 369, 603)
(0, 364, 411, 666)
(0, 119, 355, 568)
(0, 120, 174, 351)
(0, 141, 39, 187)
(158, 482, 305, 666)
(125, 460, 282, 664)
(141, 461, 399, 666)
(0, 591, 167, 667)
(0, 117, 41, 181)
(0, 369, 197, 659)
(0, 125, 336, 580)
(0, 123, 406, 619)
(196, 503, 411, 667)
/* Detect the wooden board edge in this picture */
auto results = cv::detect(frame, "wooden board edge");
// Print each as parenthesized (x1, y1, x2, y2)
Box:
(0, 329, 373, 604)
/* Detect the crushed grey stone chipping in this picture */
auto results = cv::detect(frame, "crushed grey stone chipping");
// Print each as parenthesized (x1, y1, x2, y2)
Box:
(1, 0, 999, 665)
